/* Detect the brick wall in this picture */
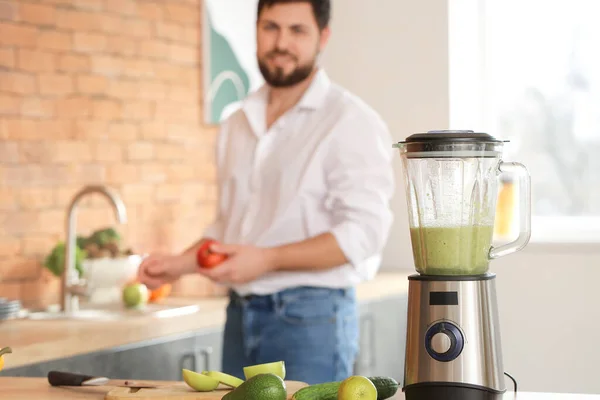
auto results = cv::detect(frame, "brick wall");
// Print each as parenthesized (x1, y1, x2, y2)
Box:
(0, 0, 225, 308)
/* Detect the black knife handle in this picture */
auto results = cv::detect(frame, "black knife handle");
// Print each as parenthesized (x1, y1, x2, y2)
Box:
(48, 371, 96, 386)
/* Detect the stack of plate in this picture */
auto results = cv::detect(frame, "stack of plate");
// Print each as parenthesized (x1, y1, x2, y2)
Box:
(0, 298, 22, 321)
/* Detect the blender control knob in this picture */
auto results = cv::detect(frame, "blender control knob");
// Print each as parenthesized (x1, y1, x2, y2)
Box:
(425, 321, 464, 362)
(430, 332, 452, 354)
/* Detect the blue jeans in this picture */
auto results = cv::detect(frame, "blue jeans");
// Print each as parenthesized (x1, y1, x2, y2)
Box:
(221, 286, 359, 384)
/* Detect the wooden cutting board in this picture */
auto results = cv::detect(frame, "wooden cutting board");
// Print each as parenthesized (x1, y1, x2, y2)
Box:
(105, 381, 308, 400)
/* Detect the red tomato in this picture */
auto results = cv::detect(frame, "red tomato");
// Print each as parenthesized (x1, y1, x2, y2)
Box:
(196, 239, 227, 269)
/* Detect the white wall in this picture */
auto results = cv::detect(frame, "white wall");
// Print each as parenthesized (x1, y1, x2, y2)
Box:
(322, 0, 600, 395)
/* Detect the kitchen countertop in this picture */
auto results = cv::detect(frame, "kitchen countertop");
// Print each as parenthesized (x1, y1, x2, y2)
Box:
(0, 271, 411, 369)
(2, 377, 599, 399)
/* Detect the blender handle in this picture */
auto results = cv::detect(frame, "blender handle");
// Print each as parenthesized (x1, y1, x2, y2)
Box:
(489, 161, 532, 259)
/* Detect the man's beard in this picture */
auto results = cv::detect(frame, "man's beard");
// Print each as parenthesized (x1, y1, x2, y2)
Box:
(258, 50, 316, 88)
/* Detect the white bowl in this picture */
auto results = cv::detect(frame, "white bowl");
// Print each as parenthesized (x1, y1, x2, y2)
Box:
(82, 254, 143, 291)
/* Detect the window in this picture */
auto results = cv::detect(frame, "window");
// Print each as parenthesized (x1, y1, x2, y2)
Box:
(449, 0, 600, 243)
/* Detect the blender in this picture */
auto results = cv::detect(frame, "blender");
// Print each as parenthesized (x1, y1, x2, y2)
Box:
(393, 130, 531, 400)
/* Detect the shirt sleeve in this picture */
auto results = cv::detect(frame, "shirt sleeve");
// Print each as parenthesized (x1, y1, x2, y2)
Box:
(325, 110, 396, 268)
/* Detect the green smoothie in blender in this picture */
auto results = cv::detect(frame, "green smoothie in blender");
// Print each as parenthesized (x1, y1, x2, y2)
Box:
(410, 224, 494, 275)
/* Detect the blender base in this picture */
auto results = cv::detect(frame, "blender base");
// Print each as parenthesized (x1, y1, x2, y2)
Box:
(404, 383, 505, 400)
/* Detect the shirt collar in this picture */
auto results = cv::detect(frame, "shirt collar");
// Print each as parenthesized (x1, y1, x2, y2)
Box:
(241, 68, 331, 135)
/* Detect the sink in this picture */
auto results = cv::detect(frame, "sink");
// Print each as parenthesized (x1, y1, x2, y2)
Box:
(24, 303, 201, 321)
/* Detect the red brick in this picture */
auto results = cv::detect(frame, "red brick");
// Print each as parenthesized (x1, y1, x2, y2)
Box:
(122, 100, 153, 120)
(73, 32, 107, 53)
(170, 43, 197, 65)
(165, 3, 199, 25)
(56, 96, 91, 118)
(18, 2, 55, 26)
(108, 122, 137, 140)
(18, 188, 54, 210)
(92, 99, 121, 119)
(99, 14, 123, 34)
(127, 142, 154, 161)
(1, 119, 73, 141)
(73, 120, 108, 140)
(0, 94, 20, 115)
(155, 22, 183, 41)
(124, 19, 152, 39)
(0, 1, 17, 21)
(136, 82, 166, 101)
(0, 47, 14, 68)
(21, 235, 55, 256)
(77, 207, 118, 233)
(38, 74, 74, 95)
(0, 22, 37, 47)
(3, 211, 39, 234)
(19, 141, 55, 163)
(168, 86, 196, 103)
(56, 9, 101, 31)
(37, 30, 71, 51)
(75, 75, 107, 94)
(0, 71, 36, 95)
(106, 36, 136, 56)
(121, 59, 153, 78)
(139, 164, 166, 183)
(121, 183, 154, 204)
(138, 40, 169, 59)
(58, 54, 89, 72)
(156, 183, 184, 203)
(3, 164, 71, 187)
(106, 79, 138, 99)
(137, 2, 163, 21)
(17, 49, 56, 72)
(91, 55, 122, 77)
(0, 140, 18, 162)
(156, 143, 185, 161)
(21, 97, 55, 118)
(1, 258, 40, 280)
(0, 237, 20, 257)
(106, 163, 138, 184)
(182, 27, 200, 46)
(73, 0, 105, 11)
(139, 122, 166, 139)
(93, 141, 122, 162)
(53, 141, 93, 163)
(153, 62, 180, 83)
(69, 164, 106, 184)
(0, 190, 16, 211)
(37, 209, 64, 234)
(106, 0, 137, 15)
(167, 164, 196, 182)
(0, 283, 20, 302)
(181, 183, 208, 203)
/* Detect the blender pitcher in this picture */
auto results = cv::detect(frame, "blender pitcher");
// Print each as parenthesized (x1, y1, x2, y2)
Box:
(394, 130, 531, 276)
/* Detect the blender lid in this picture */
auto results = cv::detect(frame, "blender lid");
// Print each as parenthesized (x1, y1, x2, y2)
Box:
(399, 130, 505, 144)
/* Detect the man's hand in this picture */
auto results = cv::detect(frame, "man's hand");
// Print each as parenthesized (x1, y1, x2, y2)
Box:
(196, 242, 276, 285)
(137, 252, 196, 289)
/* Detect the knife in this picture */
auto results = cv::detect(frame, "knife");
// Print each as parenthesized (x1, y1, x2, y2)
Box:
(48, 371, 159, 388)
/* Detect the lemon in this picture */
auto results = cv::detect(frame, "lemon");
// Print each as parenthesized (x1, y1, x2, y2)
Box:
(243, 361, 286, 380)
(182, 368, 220, 391)
(0, 347, 12, 372)
(338, 375, 378, 400)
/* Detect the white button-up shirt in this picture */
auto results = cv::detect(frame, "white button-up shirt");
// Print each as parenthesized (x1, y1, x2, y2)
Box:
(203, 69, 395, 296)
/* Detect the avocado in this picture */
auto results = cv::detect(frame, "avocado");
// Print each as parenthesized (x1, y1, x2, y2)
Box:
(222, 373, 286, 400)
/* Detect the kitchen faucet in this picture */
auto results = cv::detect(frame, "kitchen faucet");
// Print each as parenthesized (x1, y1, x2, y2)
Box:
(61, 185, 127, 313)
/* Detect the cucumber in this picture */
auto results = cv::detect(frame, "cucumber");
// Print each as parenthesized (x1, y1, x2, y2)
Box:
(291, 376, 399, 400)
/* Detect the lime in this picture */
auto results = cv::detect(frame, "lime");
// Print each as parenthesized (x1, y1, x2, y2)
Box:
(122, 282, 149, 308)
(338, 375, 378, 400)
(182, 369, 220, 391)
(202, 370, 245, 388)
(243, 361, 286, 380)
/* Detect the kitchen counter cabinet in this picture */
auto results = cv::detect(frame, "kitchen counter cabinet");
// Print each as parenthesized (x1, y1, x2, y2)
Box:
(2, 377, 600, 400)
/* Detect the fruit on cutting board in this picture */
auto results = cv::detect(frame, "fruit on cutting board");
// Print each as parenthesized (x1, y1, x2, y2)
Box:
(292, 376, 398, 400)
(196, 239, 228, 269)
(182, 369, 220, 391)
(243, 360, 286, 380)
(0, 347, 12, 372)
(338, 375, 377, 400)
(222, 373, 286, 400)
(122, 282, 149, 308)
(202, 370, 245, 388)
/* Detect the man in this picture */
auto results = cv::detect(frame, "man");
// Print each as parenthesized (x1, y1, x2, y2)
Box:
(137, 0, 394, 384)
